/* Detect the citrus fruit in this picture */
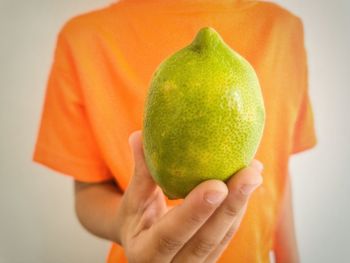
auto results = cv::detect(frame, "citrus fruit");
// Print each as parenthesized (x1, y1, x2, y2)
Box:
(143, 27, 265, 199)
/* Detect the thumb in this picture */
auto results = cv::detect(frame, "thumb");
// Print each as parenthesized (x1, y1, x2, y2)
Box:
(126, 131, 158, 208)
(129, 131, 147, 175)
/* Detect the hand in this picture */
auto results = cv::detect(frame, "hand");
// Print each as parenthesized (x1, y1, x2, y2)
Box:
(113, 131, 263, 263)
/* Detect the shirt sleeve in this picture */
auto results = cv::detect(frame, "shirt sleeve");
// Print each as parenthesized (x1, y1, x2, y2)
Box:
(291, 89, 317, 154)
(291, 19, 317, 154)
(33, 28, 113, 182)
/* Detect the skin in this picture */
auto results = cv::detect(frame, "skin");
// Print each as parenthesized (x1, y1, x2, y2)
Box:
(75, 131, 300, 262)
(75, 131, 264, 262)
(74, 1, 301, 260)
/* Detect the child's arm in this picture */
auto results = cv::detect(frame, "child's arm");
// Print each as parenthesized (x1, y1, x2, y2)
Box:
(74, 179, 123, 243)
(74, 131, 263, 262)
(273, 174, 300, 263)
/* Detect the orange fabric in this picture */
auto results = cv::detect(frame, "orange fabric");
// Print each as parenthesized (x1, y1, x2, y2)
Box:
(33, 0, 317, 262)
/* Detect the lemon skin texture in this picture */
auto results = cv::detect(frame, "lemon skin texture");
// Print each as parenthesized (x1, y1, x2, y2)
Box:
(143, 27, 265, 199)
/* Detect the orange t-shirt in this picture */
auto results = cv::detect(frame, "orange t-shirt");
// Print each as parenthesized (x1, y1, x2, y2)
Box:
(33, 0, 317, 262)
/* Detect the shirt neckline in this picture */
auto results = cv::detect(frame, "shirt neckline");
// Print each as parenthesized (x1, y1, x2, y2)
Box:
(117, 0, 260, 13)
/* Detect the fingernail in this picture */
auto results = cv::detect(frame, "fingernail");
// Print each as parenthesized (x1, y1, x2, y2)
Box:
(240, 183, 261, 195)
(204, 191, 226, 205)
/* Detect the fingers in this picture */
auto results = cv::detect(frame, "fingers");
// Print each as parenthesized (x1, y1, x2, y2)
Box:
(203, 204, 248, 263)
(148, 179, 228, 262)
(205, 160, 264, 262)
(129, 130, 151, 181)
(173, 160, 263, 263)
(126, 130, 158, 212)
(250, 159, 264, 172)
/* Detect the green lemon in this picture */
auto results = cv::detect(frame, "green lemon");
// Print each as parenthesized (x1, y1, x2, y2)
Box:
(143, 27, 265, 199)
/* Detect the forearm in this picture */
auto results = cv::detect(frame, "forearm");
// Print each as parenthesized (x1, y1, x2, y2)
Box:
(274, 174, 300, 263)
(74, 180, 123, 244)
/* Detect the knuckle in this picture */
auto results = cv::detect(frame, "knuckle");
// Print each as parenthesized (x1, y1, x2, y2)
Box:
(192, 238, 217, 257)
(237, 189, 250, 202)
(223, 204, 240, 218)
(223, 192, 248, 218)
(187, 213, 204, 225)
(221, 227, 237, 245)
(158, 235, 183, 255)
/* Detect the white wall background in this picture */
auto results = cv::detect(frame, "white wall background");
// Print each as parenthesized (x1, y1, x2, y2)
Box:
(0, 0, 349, 262)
